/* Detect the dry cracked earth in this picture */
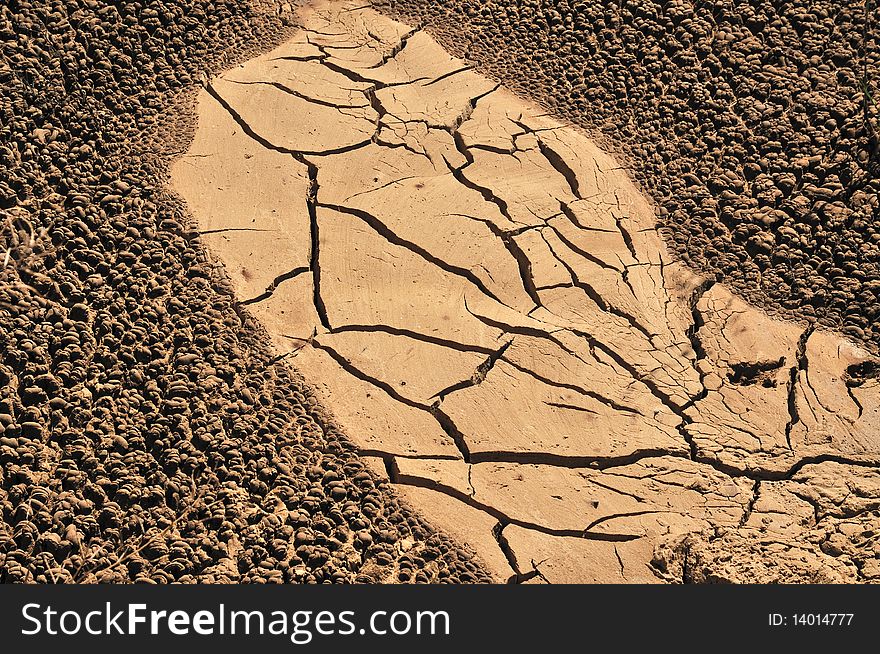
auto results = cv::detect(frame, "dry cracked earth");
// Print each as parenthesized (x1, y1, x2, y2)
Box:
(171, 1, 880, 583)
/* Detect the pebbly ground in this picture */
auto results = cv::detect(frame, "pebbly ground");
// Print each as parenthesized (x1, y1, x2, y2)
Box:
(0, 0, 489, 583)
(375, 0, 880, 349)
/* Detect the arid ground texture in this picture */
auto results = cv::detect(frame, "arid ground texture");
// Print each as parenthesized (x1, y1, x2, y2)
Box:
(1, 0, 880, 584)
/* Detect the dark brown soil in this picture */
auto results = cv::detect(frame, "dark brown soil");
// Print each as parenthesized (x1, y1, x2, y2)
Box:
(0, 0, 489, 583)
(376, 0, 880, 348)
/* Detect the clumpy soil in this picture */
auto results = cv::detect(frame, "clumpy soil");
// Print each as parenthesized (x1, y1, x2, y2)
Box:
(0, 0, 489, 583)
(375, 0, 880, 348)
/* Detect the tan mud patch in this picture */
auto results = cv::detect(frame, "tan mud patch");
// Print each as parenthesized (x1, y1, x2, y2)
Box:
(172, 1, 880, 583)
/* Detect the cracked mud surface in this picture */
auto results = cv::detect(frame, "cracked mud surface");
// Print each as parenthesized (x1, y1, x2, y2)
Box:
(376, 0, 880, 351)
(174, 1, 880, 582)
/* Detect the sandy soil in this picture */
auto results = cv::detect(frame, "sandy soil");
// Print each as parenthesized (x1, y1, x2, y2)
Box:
(174, 1, 880, 583)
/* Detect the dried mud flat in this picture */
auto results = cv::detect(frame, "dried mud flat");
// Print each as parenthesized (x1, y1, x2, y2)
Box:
(174, 1, 880, 582)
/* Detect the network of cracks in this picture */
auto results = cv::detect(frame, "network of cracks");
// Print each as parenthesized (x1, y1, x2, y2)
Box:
(173, 1, 880, 583)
